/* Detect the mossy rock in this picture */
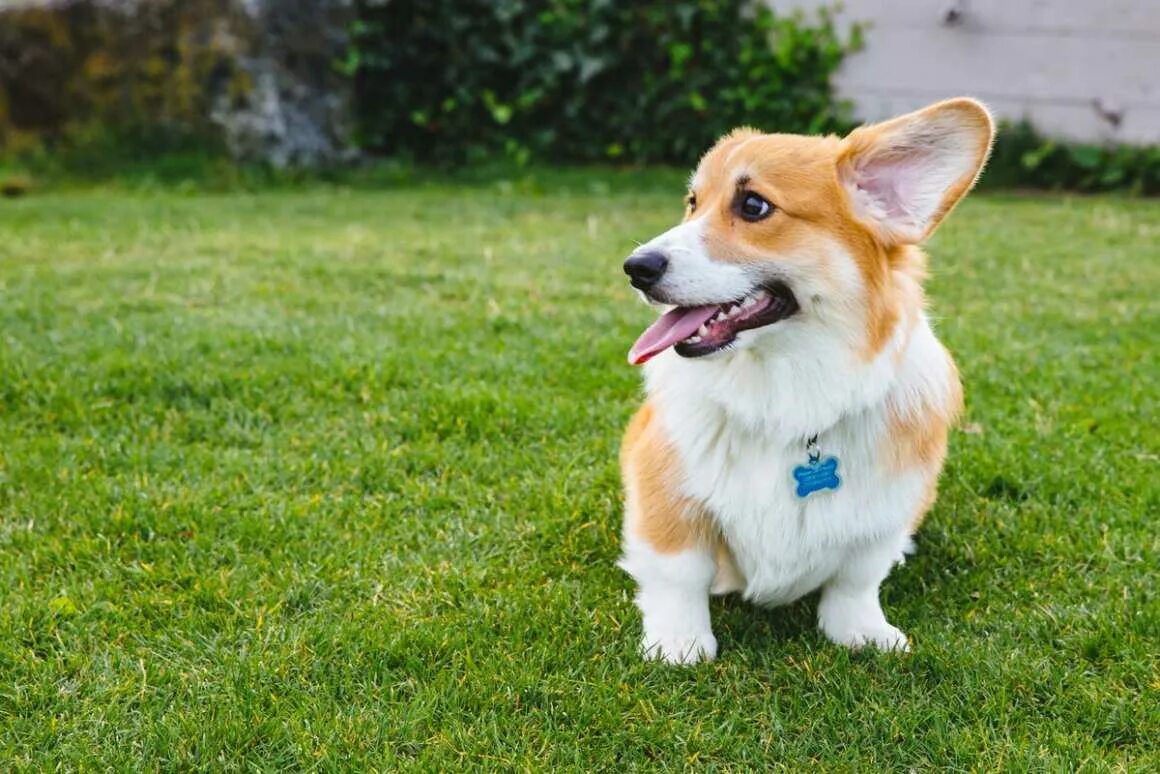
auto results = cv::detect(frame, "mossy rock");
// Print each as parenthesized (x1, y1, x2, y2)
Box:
(0, 0, 353, 166)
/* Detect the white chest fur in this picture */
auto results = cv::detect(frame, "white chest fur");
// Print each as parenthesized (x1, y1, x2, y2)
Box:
(642, 316, 947, 605)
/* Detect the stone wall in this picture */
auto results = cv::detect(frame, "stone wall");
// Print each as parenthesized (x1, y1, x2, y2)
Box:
(0, 0, 355, 166)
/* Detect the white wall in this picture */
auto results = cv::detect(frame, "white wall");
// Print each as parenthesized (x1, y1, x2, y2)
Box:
(774, 0, 1160, 144)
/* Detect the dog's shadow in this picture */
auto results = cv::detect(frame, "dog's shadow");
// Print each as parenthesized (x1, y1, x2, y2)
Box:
(710, 592, 818, 655)
(708, 531, 964, 657)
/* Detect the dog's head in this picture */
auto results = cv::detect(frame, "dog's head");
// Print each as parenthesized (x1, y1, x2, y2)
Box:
(625, 98, 994, 365)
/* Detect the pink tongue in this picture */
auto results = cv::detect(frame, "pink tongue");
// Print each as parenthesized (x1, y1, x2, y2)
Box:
(628, 305, 719, 365)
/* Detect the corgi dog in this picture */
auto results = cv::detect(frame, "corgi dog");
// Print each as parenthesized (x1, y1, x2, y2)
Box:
(618, 98, 993, 664)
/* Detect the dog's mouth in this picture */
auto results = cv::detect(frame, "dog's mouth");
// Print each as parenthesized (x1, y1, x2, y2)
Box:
(628, 282, 799, 365)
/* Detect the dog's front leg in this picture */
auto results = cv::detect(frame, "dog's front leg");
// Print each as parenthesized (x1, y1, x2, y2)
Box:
(619, 403, 718, 663)
(619, 532, 717, 664)
(817, 531, 912, 651)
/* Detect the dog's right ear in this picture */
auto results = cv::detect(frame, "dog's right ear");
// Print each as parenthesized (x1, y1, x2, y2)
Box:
(838, 98, 994, 245)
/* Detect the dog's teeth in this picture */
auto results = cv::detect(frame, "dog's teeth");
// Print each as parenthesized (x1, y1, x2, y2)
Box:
(688, 335, 701, 343)
(743, 295, 757, 308)
(697, 324, 709, 336)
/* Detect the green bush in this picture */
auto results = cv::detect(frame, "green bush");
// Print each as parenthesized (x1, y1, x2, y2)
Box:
(983, 121, 1160, 195)
(348, 0, 860, 165)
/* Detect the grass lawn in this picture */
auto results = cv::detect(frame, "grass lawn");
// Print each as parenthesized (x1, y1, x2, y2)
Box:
(0, 172, 1156, 770)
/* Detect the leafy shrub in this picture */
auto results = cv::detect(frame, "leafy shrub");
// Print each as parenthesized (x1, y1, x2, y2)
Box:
(348, 0, 860, 165)
(983, 121, 1160, 195)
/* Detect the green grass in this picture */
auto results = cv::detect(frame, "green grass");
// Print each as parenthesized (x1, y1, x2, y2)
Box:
(0, 172, 1156, 770)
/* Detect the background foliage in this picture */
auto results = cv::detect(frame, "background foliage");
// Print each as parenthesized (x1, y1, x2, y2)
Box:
(985, 122, 1160, 196)
(348, 0, 859, 164)
(1, 0, 1157, 194)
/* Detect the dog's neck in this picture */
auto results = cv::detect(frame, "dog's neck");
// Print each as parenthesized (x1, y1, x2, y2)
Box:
(643, 309, 920, 443)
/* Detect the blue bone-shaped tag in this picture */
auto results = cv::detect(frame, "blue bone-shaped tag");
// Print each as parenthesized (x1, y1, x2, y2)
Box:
(793, 456, 841, 498)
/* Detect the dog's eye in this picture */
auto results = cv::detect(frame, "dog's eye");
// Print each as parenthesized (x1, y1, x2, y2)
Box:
(686, 192, 697, 211)
(738, 192, 773, 222)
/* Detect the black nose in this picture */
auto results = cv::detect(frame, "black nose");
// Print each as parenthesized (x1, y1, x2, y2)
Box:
(623, 251, 668, 290)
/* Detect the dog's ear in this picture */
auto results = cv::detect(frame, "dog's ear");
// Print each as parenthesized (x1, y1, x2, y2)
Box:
(838, 98, 994, 244)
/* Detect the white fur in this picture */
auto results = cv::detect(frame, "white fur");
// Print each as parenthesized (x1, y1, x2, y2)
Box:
(618, 536, 718, 664)
(634, 218, 759, 306)
(620, 274, 954, 662)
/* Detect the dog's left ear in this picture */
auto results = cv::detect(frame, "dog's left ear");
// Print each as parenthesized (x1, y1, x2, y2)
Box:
(838, 98, 994, 244)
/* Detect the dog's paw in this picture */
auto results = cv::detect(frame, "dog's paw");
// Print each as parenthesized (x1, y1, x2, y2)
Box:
(641, 630, 717, 664)
(822, 621, 910, 652)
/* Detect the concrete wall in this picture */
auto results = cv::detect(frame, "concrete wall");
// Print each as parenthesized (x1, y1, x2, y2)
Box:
(776, 0, 1160, 144)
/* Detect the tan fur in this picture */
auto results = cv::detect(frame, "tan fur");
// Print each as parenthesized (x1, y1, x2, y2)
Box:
(885, 348, 964, 473)
(911, 477, 942, 532)
(621, 402, 710, 554)
(886, 348, 964, 530)
(622, 403, 745, 592)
